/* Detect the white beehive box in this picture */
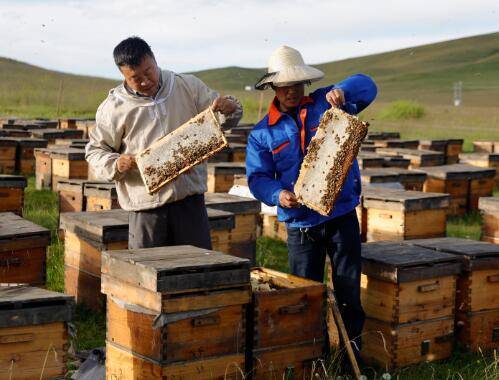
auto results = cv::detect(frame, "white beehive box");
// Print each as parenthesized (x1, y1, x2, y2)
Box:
(136, 108, 227, 193)
(295, 107, 368, 215)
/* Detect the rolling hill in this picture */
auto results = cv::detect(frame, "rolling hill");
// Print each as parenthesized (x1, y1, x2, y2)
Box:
(1, 31, 498, 120)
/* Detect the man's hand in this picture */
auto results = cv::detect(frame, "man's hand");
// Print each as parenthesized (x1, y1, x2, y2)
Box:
(117, 154, 136, 173)
(279, 190, 300, 208)
(326, 88, 345, 108)
(212, 96, 237, 116)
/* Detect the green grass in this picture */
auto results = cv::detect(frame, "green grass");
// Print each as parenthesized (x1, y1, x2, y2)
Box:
(20, 177, 498, 378)
(377, 100, 425, 121)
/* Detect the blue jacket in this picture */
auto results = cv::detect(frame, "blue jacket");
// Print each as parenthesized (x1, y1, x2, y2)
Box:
(246, 74, 377, 228)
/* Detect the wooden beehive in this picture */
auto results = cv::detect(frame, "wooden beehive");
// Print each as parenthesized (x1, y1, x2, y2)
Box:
(34, 146, 79, 190)
(225, 133, 247, 145)
(362, 187, 449, 241)
(11, 138, 48, 175)
(205, 193, 261, 264)
(59, 210, 129, 310)
(362, 167, 427, 191)
(261, 214, 288, 242)
(58, 118, 78, 129)
(0, 175, 27, 216)
(445, 139, 463, 164)
(103, 245, 249, 379)
(366, 131, 400, 141)
(208, 208, 235, 254)
(373, 139, 419, 149)
(479, 197, 499, 244)
(0, 138, 18, 174)
(228, 143, 247, 162)
(473, 141, 499, 153)
(421, 164, 496, 215)
(376, 148, 445, 168)
(56, 179, 106, 213)
(0, 130, 31, 138)
(50, 148, 88, 191)
(31, 128, 83, 145)
(0, 286, 74, 380)
(418, 139, 448, 153)
(361, 241, 460, 369)
(361, 169, 400, 186)
(459, 152, 499, 186)
(0, 213, 50, 286)
(83, 182, 120, 211)
(381, 155, 411, 169)
(294, 107, 368, 216)
(409, 237, 499, 352)
(136, 108, 226, 194)
(247, 268, 325, 379)
(53, 138, 89, 149)
(207, 162, 246, 193)
(357, 153, 384, 169)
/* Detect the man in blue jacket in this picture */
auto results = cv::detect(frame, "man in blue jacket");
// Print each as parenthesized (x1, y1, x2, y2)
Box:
(247, 46, 377, 355)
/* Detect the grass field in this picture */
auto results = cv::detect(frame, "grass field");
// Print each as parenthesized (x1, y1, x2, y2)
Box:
(21, 176, 499, 379)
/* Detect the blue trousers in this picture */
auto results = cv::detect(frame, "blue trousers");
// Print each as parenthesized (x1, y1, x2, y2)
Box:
(286, 210, 365, 353)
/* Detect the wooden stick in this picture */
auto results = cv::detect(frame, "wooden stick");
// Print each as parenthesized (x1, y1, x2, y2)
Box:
(327, 287, 362, 380)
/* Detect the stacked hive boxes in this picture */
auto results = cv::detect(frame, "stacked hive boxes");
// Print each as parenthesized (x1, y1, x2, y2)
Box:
(361, 242, 461, 369)
(246, 268, 325, 379)
(409, 238, 499, 352)
(83, 182, 120, 211)
(479, 197, 499, 244)
(50, 148, 88, 191)
(0, 175, 27, 215)
(11, 138, 48, 174)
(57, 179, 104, 213)
(361, 168, 427, 191)
(459, 152, 499, 186)
(102, 245, 250, 379)
(372, 139, 419, 149)
(419, 139, 463, 164)
(0, 138, 17, 173)
(376, 148, 445, 168)
(0, 213, 50, 286)
(421, 164, 496, 215)
(207, 162, 246, 192)
(34, 147, 72, 190)
(361, 188, 449, 242)
(0, 286, 74, 379)
(31, 129, 83, 145)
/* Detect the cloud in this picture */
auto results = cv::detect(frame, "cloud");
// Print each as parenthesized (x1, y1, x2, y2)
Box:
(0, 0, 498, 78)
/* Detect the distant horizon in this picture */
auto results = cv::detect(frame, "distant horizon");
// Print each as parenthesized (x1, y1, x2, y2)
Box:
(2, 30, 498, 82)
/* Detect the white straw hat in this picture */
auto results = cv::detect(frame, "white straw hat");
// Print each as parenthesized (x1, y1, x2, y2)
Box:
(255, 46, 324, 90)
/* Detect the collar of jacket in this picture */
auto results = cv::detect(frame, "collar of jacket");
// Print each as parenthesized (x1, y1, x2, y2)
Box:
(268, 95, 314, 126)
(114, 69, 175, 107)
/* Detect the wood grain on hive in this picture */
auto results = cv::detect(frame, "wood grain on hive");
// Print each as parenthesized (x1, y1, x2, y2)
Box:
(0, 175, 27, 216)
(261, 214, 288, 242)
(50, 148, 88, 191)
(479, 197, 499, 244)
(459, 152, 499, 186)
(56, 179, 107, 213)
(207, 162, 246, 193)
(83, 182, 120, 211)
(473, 141, 499, 154)
(136, 108, 227, 194)
(409, 237, 499, 352)
(294, 107, 368, 216)
(9, 138, 47, 175)
(0, 138, 18, 174)
(375, 148, 445, 168)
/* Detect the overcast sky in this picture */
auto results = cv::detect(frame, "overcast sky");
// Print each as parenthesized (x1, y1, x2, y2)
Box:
(1, 0, 498, 79)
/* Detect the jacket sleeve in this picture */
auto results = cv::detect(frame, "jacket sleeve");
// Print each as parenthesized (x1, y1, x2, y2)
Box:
(246, 132, 283, 207)
(333, 73, 377, 114)
(85, 100, 125, 182)
(187, 75, 243, 130)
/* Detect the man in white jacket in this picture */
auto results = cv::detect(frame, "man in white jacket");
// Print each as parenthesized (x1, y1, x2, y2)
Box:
(86, 36, 242, 249)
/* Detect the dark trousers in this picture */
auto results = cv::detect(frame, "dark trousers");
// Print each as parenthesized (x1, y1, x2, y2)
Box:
(128, 194, 212, 250)
(286, 210, 365, 354)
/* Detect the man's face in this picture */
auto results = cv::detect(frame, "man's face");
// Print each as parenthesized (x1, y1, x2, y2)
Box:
(119, 55, 160, 97)
(273, 83, 305, 112)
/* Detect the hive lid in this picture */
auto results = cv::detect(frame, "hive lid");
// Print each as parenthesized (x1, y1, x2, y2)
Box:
(361, 241, 461, 283)
(479, 196, 499, 213)
(0, 174, 27, 188)
(49, 147, 86, 160)
(101, 245, 250, 293)
(207, 208, 235, 231)
(0, 138, 19, 146)
(9, 138, 48, 148)
(0, 212, 50, 246)
(382, 168, 427, 180)
(362, 187, 449, 211)
(0, 286, 74, 328)
(83, 182, 117, 197)
(419, 164, 496, 180)
(59, 209, 129, 243)
(377, 148, 443, 158)
(361, 169, 399, 183)
(205, 192, 261, 215)
(459, 152, 499, 163)
(207, 162, 247, 175)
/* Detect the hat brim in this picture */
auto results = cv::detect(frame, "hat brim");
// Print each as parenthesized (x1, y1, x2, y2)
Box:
(255, 65, 324, 90)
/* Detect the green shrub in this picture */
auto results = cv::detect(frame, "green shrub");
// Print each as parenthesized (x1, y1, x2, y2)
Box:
(377, 100, 425, 120)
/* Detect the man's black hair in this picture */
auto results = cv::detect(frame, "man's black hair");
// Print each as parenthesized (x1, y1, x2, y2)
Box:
(113, 36, 155, 67)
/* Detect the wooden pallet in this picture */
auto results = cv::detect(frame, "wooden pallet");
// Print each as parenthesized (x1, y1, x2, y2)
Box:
(0, 213, 50, 286)
(0, 175, 27, 216)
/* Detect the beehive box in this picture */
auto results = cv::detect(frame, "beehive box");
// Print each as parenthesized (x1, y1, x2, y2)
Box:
(0, 175, 27, 215)
(473, 141, 499, 153)
(246, 268, 325, 379)
(83, 182, 120, 211)
(75, 120, 95, 139)
(205, 193, 261, 264)
(357, 153, 384, 169)
(9, 138, 48, 175)
(0, 138, 18, 174)
(294, 107, 369, 216)
(136, 108, 227, 194)
(418, 139, 448, 153)
(459, 152, 499, 186)
(362, 187, 449, 241)
(409, 237, 499, 352)
(368, 168, 427, 191)
(376, 148, 445, 168)
(53, 138, 89, 149)
(58, 118, 78, 129)
(34, 147, 75, 190)
(0, 286, 74, 380)
(261, 214, 288, 242)
(225, 133, 247, 144)
(373, 139, 419, 149)
(228, 143, 247, 162)
(366, 131, 400, 141)
(361, 169, 400, 186)
(56, 179, 106, 213)
(421, 164, 496, 215)
(381, 155, 411, 169)
(445, 139, 464, 164)
(103, 245, 250, 380)
(208, 208, 235, 254)
(207, 162, 246, 193)
(0, 130, 31, 138)
(0, 213, 50, 286)
(233, 174, 248, 186)
(50, 148, 88, 191)
(31, 128, 83, 145)
(59, 210, 129, 310)
(479, 197, 499, 244)
(361, 241, 460, 369)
